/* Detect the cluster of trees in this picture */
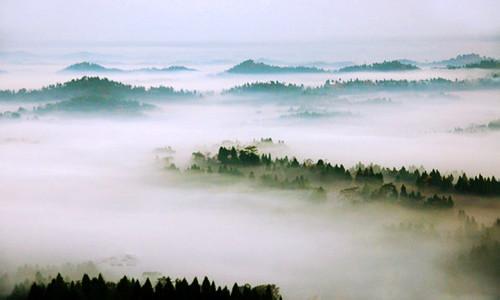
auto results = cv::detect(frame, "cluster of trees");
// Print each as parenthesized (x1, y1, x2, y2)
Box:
(314, 159, 352, 181)
(383, 166, 419, 183)
(416, 170, 454, 191)
(359, 183, 454, 208)
(412, 170, 500, 196)
(383, 166, 500, 197)
(455, 174, 500, 196)
(216, 146, 260, 166)
(4, 274, 280, 300)
(355, 167, 383, 184)
(214, 147, 353, 182)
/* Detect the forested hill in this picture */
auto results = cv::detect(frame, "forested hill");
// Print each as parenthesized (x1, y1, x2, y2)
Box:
(226, 59, 328, 74)
(337, 60, 419, 72)
(0, 77, 198, 101)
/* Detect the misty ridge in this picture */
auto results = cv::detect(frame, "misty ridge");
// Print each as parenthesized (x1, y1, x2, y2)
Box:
(1, 49, 500, 300)
(61, 62, 197, 74)
(1, 61, 500, 119)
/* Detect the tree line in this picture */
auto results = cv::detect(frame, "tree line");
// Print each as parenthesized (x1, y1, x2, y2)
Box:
(213, 147, 500, 197)
(4, 274, 280, 300)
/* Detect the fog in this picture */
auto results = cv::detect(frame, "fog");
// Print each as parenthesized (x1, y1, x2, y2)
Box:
(1, 58, 500, 299)
(1, 0, 500, 297)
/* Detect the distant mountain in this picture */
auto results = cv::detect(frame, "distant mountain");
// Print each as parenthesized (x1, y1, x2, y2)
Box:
(337, 60, 419, 72)
(60, 62, 196, 73)
(226, 59, 328, 74)
(135, 66, 196, 72)
(61, 62, 122, 73)
(431, 53, 491, 68)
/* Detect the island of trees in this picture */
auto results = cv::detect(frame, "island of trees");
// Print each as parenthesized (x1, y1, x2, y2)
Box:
(162, 141, 500, 209)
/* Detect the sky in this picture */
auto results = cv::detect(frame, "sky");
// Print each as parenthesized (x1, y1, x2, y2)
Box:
(1, 0, 499, 47)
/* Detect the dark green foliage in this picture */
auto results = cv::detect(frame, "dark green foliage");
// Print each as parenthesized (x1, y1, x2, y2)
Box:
(5, 274, 280, 300)
(455, 174, 500, 196)
(337, 60, 419, 72)
(416, 170, 454, 191)
(314, 159, 352, 181)
(355, 167, 383, 184)
(217, 146, 260, 166)
(383, 166, 420, 183)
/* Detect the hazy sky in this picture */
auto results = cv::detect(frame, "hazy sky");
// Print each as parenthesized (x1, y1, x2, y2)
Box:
(1, 0, 499, 47)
